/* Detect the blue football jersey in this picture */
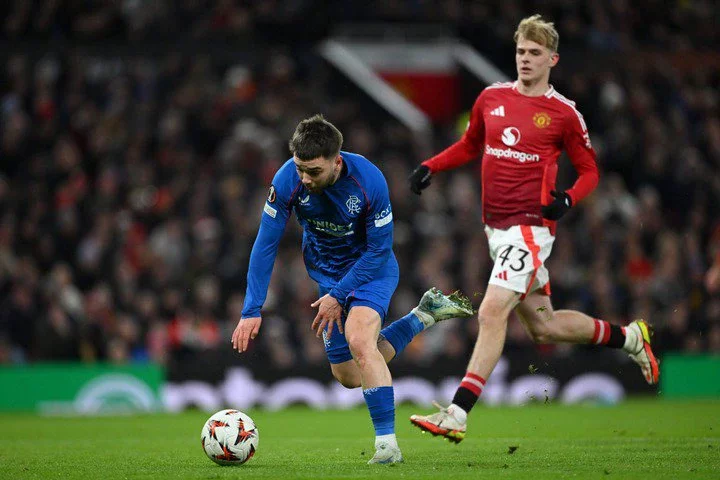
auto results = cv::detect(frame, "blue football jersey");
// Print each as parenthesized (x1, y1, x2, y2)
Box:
(242, 151, 398, 318)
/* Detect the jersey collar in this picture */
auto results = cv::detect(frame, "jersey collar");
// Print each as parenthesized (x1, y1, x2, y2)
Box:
(512, 81, 555, 98)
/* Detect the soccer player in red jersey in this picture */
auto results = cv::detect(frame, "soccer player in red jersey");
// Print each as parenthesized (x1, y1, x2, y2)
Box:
(407, 15, 659, 443)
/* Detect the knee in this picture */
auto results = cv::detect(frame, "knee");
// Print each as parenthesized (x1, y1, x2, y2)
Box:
(332, 370, 360, 389)
(527, 322, 554, 344)
(347, 336, 375, 368)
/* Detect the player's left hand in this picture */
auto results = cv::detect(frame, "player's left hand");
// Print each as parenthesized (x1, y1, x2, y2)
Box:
(541, 190, 572, 220)
(310, 294, 344, 338)
(409, 164, 432, 195)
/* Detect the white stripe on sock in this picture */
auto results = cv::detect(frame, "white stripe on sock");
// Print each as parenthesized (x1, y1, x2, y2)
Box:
(595, 321, 605, 345)
(375, 433, 398, 449)
(462, 376, 485, 390)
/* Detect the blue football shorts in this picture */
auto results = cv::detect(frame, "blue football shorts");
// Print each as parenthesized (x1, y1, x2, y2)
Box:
(319, 274, 399, 364)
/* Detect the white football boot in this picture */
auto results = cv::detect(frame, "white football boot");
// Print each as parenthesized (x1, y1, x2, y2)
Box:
(410, 401, 467, 444)
(367, 441, 404, 465)
(624, 320, 660, 385)
(412, 287, 475, 329)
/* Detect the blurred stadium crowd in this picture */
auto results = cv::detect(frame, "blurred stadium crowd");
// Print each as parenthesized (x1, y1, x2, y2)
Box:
(1, 1, 719, 368)
(1, 1, 716, 49)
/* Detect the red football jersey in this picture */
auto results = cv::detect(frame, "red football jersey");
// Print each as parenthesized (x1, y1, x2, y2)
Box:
(424, 81, 599, 233)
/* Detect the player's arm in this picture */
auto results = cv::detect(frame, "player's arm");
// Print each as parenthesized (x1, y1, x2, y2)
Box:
(542, 110, 599, 220)
(409, 91, 486, 194)
(233, 179, 294, 353)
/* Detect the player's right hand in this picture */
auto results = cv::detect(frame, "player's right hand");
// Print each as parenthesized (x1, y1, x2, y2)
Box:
(232, 317, 262, 353)
(541, 190, 572, 220)
(409, 164, 432, 195)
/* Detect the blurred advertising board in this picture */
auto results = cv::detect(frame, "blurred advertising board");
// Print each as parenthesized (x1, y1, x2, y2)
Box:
(162, 349, 659, 412)
(6, 353, 713, 415)
(0, 364, 163, 414)
(660, 354, 720, 398)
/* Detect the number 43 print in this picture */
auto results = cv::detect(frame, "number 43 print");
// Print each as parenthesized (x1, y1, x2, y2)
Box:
(498, 245, 530, 272)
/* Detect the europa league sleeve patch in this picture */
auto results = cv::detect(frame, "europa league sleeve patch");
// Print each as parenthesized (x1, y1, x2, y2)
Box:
(267, 185, 276, 203)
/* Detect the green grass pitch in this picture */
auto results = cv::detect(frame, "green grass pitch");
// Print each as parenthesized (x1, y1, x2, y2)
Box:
(1, 399, 718, 479)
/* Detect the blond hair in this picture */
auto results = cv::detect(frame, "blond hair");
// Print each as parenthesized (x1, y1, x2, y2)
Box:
(514, 14, 559, 52)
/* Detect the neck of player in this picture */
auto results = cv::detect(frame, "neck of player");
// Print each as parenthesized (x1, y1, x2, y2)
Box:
(517, 77, 550, 97)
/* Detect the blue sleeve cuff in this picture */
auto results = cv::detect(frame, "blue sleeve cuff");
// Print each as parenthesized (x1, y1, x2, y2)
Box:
(327, 288, 346, 304)
(240, 308, 261, 318)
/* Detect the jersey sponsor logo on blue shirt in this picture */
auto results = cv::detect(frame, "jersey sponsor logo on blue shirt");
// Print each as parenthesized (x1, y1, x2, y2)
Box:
(374, 205, 393, 228)
(374, 212, 392, 228)
(307, 218, 354, 237)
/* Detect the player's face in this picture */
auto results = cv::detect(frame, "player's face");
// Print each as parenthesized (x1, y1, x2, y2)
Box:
(294, 155, 342, 193)
(515, 37, 558, 83)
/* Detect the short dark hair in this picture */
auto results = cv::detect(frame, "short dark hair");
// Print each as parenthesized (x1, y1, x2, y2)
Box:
(288, 114, 343, 161)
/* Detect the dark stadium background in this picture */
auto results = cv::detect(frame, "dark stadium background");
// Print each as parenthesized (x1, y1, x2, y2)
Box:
(0, 1, 718, 414)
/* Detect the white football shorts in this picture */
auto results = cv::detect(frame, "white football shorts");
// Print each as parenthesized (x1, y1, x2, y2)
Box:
(485, 225, 555, 299)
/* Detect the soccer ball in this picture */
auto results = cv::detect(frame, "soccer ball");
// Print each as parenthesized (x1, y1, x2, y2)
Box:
(201, 409, 259, 466)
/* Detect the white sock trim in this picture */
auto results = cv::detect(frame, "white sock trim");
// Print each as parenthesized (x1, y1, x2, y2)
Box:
(411, 308, 433, 329)
(449, 403, 468, 424)
(623, 325, 640, 353)
(375, 433, 398, 448)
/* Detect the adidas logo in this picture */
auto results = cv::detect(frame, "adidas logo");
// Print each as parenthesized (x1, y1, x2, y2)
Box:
(490, 106, 505, 117)
(495, 270, 508, 280)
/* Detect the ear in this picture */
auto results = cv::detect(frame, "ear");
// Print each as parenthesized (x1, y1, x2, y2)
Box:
(550, 52, 559, 67)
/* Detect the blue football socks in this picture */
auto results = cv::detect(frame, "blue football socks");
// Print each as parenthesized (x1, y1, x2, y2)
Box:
(379, 312, 424, 359)
(363, 386, 395, 436)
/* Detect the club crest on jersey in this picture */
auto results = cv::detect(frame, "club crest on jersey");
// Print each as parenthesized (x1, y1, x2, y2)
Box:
(267, 185, 276, 203)
(346, 195, 361, 216)
(501, 127, 521, 146)
(533, 112, 551, 128)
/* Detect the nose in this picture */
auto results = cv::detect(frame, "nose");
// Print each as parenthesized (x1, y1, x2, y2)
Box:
(301, 173, 312, 185)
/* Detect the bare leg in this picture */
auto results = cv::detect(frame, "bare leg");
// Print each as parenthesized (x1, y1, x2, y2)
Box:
(408, 284, 520, 443)
(330, 337, 396, 389)
(466, 284, 521, 380)
(344, 306, 390, 389)
(514, 291, 596, 344)
(514, 290, 659, 384)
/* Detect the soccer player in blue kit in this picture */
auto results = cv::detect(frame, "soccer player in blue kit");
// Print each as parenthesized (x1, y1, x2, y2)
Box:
(231, 115, 474, 464)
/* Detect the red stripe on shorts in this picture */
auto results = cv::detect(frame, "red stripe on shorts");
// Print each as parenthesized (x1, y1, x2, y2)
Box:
(520, 226, 542, 300)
